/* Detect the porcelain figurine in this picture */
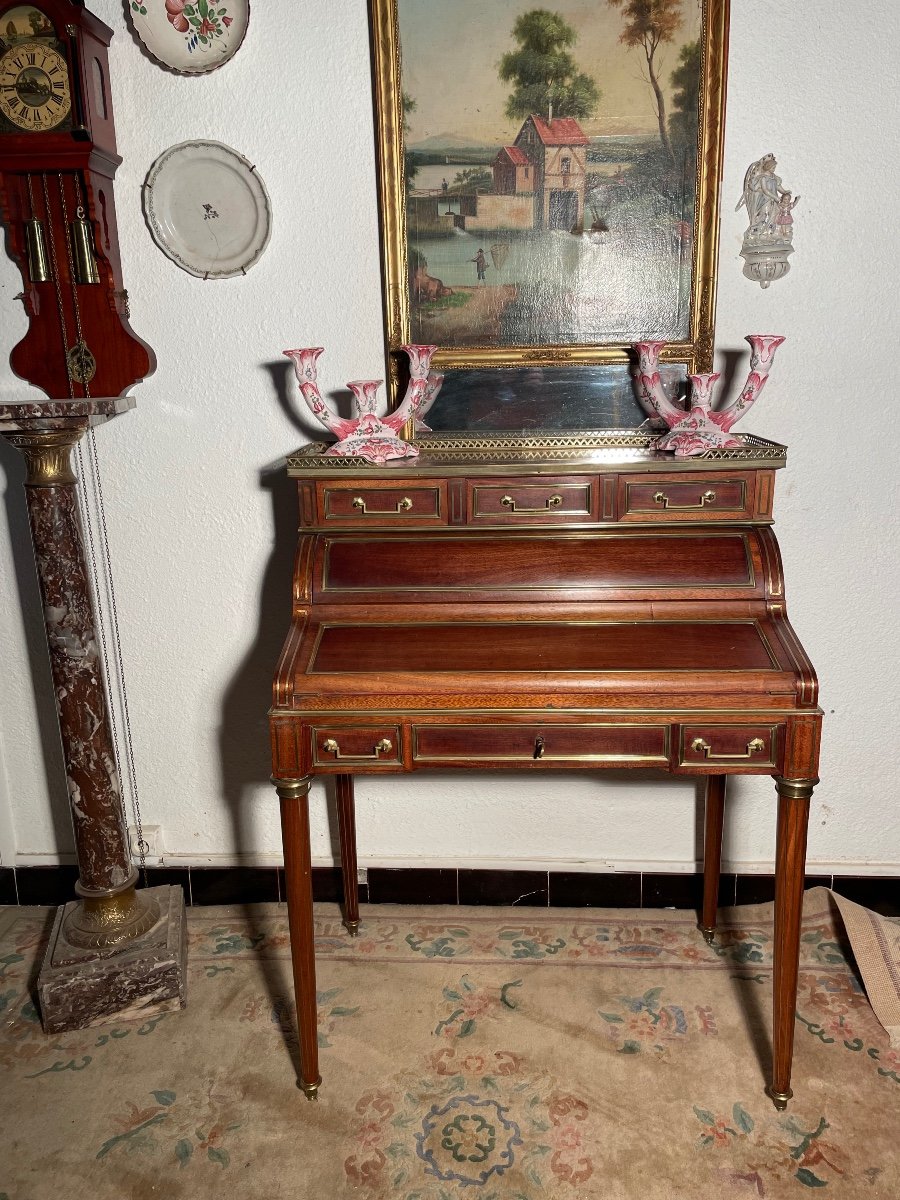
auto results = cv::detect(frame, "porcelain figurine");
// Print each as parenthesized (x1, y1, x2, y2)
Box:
(736, 154, 799, 288)
(283, 345, 443, 463)
(633, 336, 785, 457)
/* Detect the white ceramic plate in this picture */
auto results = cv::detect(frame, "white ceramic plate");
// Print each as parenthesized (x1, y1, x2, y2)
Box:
(128, 0, 249, 74)
(143, 140, 271, 279)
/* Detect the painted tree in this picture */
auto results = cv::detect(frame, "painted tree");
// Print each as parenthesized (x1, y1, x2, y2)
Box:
(609, 0, 683, 163)
(499, 9, 600, 123)
(668, 39, 701, 158)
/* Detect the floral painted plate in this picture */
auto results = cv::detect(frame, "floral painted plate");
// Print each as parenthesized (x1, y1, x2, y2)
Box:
(142, 141, 271, 279)
(128, 0, 250, 74)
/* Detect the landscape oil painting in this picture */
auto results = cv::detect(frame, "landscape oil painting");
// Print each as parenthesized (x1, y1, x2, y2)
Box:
(372, 0, 728, 375)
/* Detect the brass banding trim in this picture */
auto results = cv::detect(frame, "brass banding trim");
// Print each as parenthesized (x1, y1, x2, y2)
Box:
(625, 478, 747, 513)
(307, 618, 782, 674)
(413, 723, 671, 763)
(773, 776, 819, 800)
(271, 775, 313, 798)
(680, 724, 781, 768)
(324, 484, 444, 521)
(321, 530, 756, 593)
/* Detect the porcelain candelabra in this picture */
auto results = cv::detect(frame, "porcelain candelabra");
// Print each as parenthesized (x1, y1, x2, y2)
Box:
(633, 336, 785, 456)
(283, 345, 444, 464)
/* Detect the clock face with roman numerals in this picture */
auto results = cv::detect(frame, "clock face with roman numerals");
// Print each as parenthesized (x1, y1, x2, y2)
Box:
(0, 40, 71, 131)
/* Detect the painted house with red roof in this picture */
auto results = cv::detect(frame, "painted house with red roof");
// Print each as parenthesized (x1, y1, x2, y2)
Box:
(458, 114, 589, 233)
(492, 144, 534, 196)
(512, 114, 589, 231)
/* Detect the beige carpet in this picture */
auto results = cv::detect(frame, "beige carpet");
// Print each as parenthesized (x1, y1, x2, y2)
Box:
(1, 888, 898, 1199)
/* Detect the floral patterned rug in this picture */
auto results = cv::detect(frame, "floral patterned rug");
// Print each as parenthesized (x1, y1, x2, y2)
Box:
(0, 888, 898, 1199)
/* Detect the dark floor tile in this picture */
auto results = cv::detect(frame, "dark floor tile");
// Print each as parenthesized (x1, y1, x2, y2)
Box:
(734, 874, 832, 906)
(832, 876, 900, 918)
(308, 867, 368, 907)
(642, 872, 704, 909)
(368, 868, 457, 905)
(15, 865, 79, 906)
(189, 867, 279, 906)
(0, 867, 16, 905)
(549, 871, 641, 908)
(312, 867, 344, 903)
(642, 872, 737, 910)
(458, 869, 548, 907)
(142, 868, 191, 903)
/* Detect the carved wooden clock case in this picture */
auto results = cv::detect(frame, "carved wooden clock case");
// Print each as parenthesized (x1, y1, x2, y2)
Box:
(0, 0, 153, 398)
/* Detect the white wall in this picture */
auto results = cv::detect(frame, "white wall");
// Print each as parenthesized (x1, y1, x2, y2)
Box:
(1, 1, 898, 876)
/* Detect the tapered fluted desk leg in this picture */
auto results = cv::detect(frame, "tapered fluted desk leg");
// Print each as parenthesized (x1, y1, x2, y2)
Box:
(336, 774, 360, 935)
(768, 776, 816, 1111)
(275, 777, 321, 1100)
(700, 775, 726, 944)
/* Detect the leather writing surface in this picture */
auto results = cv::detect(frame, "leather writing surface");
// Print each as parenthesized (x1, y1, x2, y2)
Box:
(309, 620, 778, 675)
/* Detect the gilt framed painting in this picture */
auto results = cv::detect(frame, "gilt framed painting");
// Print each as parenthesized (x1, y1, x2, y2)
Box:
(371, 0, 729, 431)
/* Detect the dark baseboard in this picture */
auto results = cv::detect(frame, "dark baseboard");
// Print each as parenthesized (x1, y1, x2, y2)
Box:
(3, 865, 898, 917)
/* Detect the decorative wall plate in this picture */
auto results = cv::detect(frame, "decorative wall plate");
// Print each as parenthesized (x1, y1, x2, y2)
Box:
(128, 0, 249, 74)
(142, 141, 271, 279)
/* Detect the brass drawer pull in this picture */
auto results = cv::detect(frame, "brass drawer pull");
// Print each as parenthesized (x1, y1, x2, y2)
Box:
(322, 737, 393, 759)
(654, 490, 716, 510)
(691, 736, 765, 760)
(351, 496, 413, 515)
(501, 494, 563, 513)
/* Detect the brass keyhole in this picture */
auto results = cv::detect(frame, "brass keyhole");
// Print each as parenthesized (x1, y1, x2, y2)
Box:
(533, 736, 545, 759)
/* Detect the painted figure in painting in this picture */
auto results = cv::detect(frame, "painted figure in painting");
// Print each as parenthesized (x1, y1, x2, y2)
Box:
(399, 0, 704, 348)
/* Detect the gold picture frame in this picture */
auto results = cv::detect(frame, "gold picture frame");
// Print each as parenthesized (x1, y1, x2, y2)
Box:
(371, 0, 730, 403)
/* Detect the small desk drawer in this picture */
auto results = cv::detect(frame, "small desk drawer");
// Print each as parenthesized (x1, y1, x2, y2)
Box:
(678, 724, 782, 771)
(312, 725, 402, 768)
(619, 474, 752, 521)
(468, 477, 597, 524)
(414, 723, 670, 766)
(319, 483, 447, 526)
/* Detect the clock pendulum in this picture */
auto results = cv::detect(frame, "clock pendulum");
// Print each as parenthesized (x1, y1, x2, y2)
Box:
(0, 0, 186, 1033)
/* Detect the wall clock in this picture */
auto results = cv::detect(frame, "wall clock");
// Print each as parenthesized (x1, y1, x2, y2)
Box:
(0, 0, 154, 399)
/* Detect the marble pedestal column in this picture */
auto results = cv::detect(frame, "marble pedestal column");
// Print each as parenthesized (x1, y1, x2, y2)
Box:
(0, 399, 186, 1032)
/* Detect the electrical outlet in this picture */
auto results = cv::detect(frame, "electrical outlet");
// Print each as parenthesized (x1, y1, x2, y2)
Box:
(128, 824, 162, 863)
(357, 867, 368, 884)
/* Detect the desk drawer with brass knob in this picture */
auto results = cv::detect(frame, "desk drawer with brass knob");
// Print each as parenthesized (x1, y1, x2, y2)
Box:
(618, 473, 756, 522)
(413, 723, 670, 766)
(467, 477, 597, 524)
(678, 724, 782, 771)
(318, 482, 448, 526)
(312, 725, 403, 768)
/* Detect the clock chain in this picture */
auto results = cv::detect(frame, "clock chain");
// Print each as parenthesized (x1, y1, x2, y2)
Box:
(62, 183, 148, 880)
(37, 178, 147, 878)
(78, 424, 149, 883)
(56, 172, 96, 389)
(38, 172, 75, 400)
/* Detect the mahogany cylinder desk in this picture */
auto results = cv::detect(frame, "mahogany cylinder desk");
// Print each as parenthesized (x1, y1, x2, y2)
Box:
(270, 433, 821, 1110)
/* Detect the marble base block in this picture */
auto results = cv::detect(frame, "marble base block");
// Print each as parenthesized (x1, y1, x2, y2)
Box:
(37, 885, 187, 1035)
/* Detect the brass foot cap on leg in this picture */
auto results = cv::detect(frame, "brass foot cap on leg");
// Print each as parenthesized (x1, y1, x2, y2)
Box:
(299, 1076, 322, 1101)
(699, 925, 716, 946)
(767, 1086, 792, 1112)
(344, 920, 360, 937)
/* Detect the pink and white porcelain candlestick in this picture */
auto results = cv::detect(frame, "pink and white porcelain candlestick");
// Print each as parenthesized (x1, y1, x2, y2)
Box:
(633, 335, 785, 457)
(282, 344, 444, 464)
(632, 341, 687, 429)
